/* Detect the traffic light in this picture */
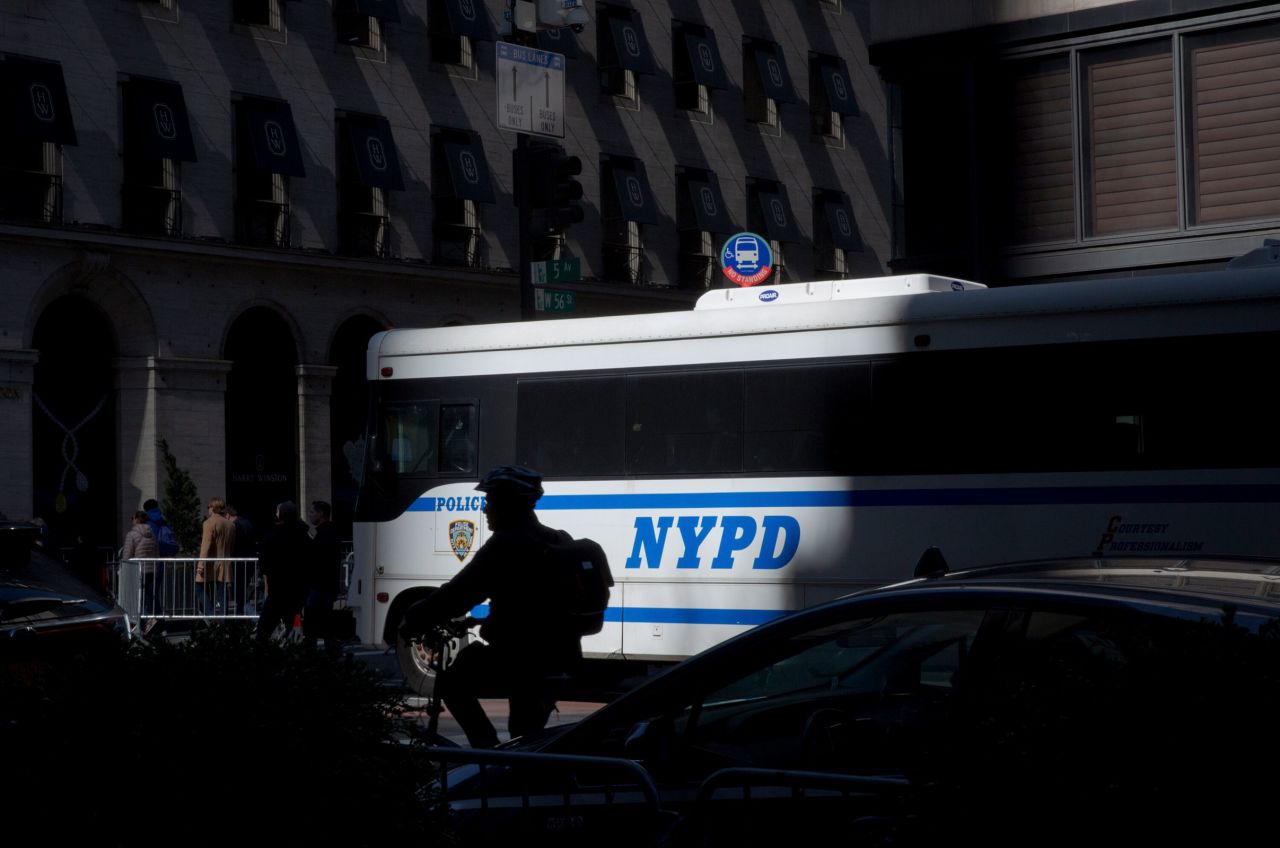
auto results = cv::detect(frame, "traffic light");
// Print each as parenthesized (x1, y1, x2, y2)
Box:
(536, 0, 589, 32)
(516, 140, 584, 237)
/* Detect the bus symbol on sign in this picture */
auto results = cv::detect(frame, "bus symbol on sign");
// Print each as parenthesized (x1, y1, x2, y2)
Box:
(154, 103, 177, 140)
(720, 231, 773, 287)
(30, 84, 55, 122)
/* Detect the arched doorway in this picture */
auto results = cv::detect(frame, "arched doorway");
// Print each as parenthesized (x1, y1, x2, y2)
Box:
(225, 307, 298, 533)
(32, 295, 118, 556)
(329, 315, 386, 539)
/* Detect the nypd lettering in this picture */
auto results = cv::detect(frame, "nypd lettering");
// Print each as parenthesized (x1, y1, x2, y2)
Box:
(625, 515, 800, 570)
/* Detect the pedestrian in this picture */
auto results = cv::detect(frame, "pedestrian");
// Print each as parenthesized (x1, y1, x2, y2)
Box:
(304, 500, 344, 656)
(399, 465, 583, 748)
(226, 503, 257, 615)
(122, 510, 160, 633)
(141, 498, 178, 616)
(254, 501, 309, 643)
(197, 496, 236, 616)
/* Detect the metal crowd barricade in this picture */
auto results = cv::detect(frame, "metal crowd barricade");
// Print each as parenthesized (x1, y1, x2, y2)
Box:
(113, 557, 261, 626)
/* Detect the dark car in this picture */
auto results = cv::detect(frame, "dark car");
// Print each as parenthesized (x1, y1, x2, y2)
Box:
(429, 554, 1280, 847)
(2, 520, 131, 675)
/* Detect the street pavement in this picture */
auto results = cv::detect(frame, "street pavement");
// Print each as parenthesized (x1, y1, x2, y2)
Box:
(348, 644, 605, 745)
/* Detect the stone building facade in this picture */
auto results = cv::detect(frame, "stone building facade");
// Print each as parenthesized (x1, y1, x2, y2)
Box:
(1, 1, 889, 549)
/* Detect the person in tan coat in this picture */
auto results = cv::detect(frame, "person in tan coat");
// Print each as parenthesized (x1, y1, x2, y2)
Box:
(197, 496, 237, 615)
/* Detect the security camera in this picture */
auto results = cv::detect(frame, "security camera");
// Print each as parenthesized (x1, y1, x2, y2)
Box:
(570, 23, 585, 33)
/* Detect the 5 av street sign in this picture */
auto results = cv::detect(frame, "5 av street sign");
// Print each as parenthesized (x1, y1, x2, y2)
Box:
(531, 257, 581, 284)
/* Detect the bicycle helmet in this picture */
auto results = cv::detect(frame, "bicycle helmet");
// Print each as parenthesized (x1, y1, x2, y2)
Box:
(474, 465, 544, 498)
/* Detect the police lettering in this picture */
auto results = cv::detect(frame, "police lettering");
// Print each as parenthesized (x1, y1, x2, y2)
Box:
(435, 495, 486, 512)
(624, 515, 800, 570)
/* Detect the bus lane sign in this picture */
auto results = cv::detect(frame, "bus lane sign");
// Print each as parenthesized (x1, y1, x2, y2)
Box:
(496, 43, 565, 138)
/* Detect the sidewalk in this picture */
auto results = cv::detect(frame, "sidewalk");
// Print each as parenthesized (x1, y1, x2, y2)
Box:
(402, 697, 602, 745)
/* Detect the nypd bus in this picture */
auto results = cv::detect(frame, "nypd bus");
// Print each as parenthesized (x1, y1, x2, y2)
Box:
(348, 263, 1280, 692)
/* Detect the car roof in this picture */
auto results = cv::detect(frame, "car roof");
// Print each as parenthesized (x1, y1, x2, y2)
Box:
(880, 554, 1280, 611)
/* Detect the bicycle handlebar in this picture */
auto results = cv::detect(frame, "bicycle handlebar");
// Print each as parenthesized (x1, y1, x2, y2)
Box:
(408, 616, 477, 646)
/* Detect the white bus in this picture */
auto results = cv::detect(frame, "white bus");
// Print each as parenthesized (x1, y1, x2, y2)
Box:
(348, 261, 1280, 692)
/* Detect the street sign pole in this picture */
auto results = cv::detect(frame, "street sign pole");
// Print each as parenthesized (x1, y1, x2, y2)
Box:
(516, 132, 535, 320)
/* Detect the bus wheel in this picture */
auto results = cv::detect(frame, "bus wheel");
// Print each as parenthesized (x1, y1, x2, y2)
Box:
(397, 635, 440, 697)
(396, 628, 470, 697)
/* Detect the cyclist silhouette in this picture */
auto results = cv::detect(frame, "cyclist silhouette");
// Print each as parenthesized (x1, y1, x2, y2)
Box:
(399, 465, 581, 748)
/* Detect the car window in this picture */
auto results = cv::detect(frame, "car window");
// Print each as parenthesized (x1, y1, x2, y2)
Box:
(663, 609, 990, 773)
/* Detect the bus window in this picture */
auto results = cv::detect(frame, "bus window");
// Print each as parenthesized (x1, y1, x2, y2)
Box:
(379, 401, 438, 474)
(744, 362, 870, 472)
(517, 377, 626, 477)
(439, 403, 478, 474)
(627, 370, 743, 475)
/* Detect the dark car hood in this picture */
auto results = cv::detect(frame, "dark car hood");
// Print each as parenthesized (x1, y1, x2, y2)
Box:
(1, 552, 122, 628)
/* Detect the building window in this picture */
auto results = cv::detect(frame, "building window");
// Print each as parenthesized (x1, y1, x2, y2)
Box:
(338, 112, 404, 257)
(1185, 22, 1280, 227)
(0, 140, 62, 224)
(602, 155, 657, 285)
(138, 0, 179, 21)
(429, 0, 491, 73)
(996, 20, 1280, 253)
(809, 53, 858, 144)
(1002, 55, 1075, 245)
(432, 128, 494, 267)
(336, 0, 400, 50)
(598, 4, 655, 104)
(813, 189, 862, 277)
(677, 167, 734, 289)
(121, 78, 197, 237)
(233, 0, 282, 29)
(0, 55, 77, 225)
(234, 97, 305, 248)
(1081, 40, 1177, 238)
(673, 22, 728, 117)
(744, 38, 796, 128)
(748, 178, 802, 279)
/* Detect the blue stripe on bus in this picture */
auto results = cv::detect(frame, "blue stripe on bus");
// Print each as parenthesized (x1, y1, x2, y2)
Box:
(469, 604, 784, 626)
(412, 484, 1280, 511)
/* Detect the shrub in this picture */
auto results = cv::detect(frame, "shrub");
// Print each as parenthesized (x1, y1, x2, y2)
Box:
(0, 627, 454, 846)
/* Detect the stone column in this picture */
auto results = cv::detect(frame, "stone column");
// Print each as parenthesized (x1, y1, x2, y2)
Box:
(150, 357, 233, 525)
(297, 364, 338, 510)
(0, 349, 39, 521)
(115, 356, 157, 545)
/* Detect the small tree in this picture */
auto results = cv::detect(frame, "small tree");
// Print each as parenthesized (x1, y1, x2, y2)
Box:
(158, 437, 202, 555)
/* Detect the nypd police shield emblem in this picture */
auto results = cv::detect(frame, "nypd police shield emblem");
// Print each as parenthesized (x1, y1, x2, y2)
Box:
(449, 519, 476, 562)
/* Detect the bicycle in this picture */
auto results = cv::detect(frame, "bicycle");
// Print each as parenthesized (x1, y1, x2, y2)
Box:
(403, 617, 474, 747)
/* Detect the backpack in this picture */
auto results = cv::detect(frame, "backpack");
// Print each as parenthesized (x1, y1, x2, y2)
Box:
(155, 522, 180, 557)
(543, 535, 613, 636)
